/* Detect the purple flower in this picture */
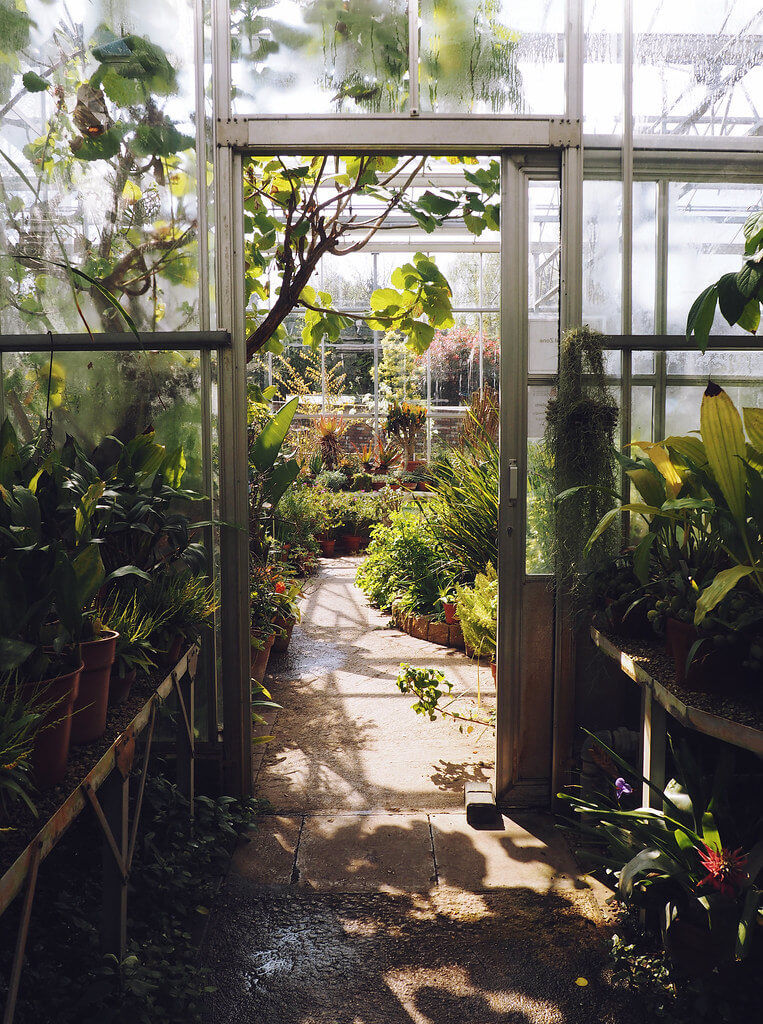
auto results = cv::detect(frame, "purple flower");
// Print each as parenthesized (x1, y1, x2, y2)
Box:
(615, 777, 633, 801)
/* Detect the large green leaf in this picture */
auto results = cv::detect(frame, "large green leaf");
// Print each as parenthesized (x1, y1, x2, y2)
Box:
(700, 382, 747, 524)
(264, 459, 300, 509)
(716, 271, 748, 326)
(686, 283, 718, 352)
(743, 210, 763, 256)
(250, 397, 298, 474)
(627, 467, 665, 507)
(0, 637, 35, 671)
(619, 848, 683, 897)
(695, 564, 756, 625)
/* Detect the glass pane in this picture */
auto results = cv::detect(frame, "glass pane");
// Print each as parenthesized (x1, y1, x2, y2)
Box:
(583, 180, 622, 336)
(631, 385, 653, 443)
(584, 0, 624, 135)
(320, 253, 377, 308)
(667, 181, 763, 342)
(2, 349, 204, 488)
(526, 386, 553, 575)
(666, 385, 763, 436)
(231, 0, 409, 115)
(420, 0, 565, 114)
(529, 181, 560, 373)
(430, 410, 466, 458)
(633, 181, 657, 334)
(634, 1, 763, 138)
(429, 317, 485, 406)
(0, 0, 201, 335)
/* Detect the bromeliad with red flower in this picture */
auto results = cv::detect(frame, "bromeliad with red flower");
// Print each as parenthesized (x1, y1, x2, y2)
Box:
(696, 843, 748, 898)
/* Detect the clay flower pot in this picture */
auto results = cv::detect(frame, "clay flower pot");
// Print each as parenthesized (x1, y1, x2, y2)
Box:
(71, 630, 119, 745)
(318, 537, 336, 557)
(442, 602, 457, 625)
(157, 632, 184, 668)
(271, 614, 296, 653)
(665, 617, 724, 692)
(24, 661, 83, 787)
(251, 632, 275, 683)
(109, 667, 136, 707)
(490, 661, 497, 684)
(342, 534, 363, 554)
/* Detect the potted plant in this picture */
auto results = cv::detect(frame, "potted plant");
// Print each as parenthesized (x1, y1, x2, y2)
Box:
(439, 589, 459, 626)
(100, 592, 163, 705)
(136, 569, 217, 668)
(385, 400, 427, 469)
(560, 733, 763, 975)
(0, 675, 59, 820)
(250, 560, 280, 681)
(268, 567, 303, 653)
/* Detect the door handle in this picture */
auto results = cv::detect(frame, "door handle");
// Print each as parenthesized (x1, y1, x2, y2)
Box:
(508, 459, 519, 502)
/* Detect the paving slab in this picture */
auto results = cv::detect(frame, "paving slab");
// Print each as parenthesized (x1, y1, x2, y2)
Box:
(230, 815, 302, 886)
(296, 813, 435, 892)
(429, 811, 582, 894)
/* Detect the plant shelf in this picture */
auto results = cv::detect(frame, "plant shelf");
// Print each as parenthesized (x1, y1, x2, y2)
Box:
(590, 627, 763, 809)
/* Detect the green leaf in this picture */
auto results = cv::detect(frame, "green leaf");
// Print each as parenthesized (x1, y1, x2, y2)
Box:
(264, 459, 299, 508)
(71, 125, 125, 162)
(131, 123, 194, 158)
(0, 637, 35, 672)
(627, 467, 665, 507)
(407, 320, 435, 355)
(686, 284, 718, 352)
(22, 71, 49, 93)
(701, 810, 721, 853)
(695, 565, 756, 625)
(717, 272, 748, 326)
(619, 849, 682, 897)
(736, 260, 763, 299)
(632, 532, 656, 585)
(743, 210, 763, 256)
(250, 397, 298, 474)
(736, 298, 760, 334)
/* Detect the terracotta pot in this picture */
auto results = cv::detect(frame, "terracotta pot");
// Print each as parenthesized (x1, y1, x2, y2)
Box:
(401, 482, 418, 491)
(109, 667, 136, 707)
(23, 661, 83, 788)
(665, 617, 724, 692)
(490, 661, 497, 684)
(158, 632, 184, 668)
(442, 602, 457, 625)
(604, 596, 652, 639)
(271, 614, 296, 653)
(406, 460, 426, 472)
(417, 481, 430, 492)
(388, 482, 401, 490)
(318, 538, 336, 557)
(371, 480, 385, 491)
(70, 630, 119, 745)
(342, 534, 363, 554)
(251, 632, 275, 684)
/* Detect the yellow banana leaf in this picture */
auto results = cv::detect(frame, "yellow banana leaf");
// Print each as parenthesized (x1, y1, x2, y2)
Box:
(743, 407, 763, 452)
(634, 442, 683, 500)
(700, 383, 747, 524)
(694, 565, 756, 625)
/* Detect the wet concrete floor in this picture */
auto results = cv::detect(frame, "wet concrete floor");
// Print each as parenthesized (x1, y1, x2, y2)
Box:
(204, 558, 642, 1024)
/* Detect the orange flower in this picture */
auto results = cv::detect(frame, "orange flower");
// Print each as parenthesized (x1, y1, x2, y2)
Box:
(275, 581, 286, 594)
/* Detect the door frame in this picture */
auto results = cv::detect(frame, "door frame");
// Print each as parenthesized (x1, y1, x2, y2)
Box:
(213, 120, 580, 799)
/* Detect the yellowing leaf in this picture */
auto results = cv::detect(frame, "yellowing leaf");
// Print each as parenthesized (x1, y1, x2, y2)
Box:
(695, 565, 756, 625)
(122, 180, 142, 204)
(701, 383, 747, 523)
(662, 435, 707, 468)
(635, 442, 683, 499)
(743, 407, 763, 451)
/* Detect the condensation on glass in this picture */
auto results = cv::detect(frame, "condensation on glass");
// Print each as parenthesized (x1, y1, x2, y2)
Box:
(0, 0, 201, 336)
(419, 0, 565, 114)
(633, 1, 763, 138)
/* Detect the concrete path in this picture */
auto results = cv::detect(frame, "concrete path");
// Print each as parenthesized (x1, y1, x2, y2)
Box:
(204, 558, 642, 1024)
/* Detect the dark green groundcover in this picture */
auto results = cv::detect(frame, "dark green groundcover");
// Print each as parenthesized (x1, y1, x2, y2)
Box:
(0, 769, 263, 1023)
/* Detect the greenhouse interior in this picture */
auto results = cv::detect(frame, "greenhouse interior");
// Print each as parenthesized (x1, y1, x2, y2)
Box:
(1, 1, 763, 1021)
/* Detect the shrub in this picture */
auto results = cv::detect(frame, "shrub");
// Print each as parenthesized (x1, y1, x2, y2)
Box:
(422, 412, 498, 581)
(356, 507, 447, 615)
(456, 563, 498, 658)
(315, 469, 347, 492)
